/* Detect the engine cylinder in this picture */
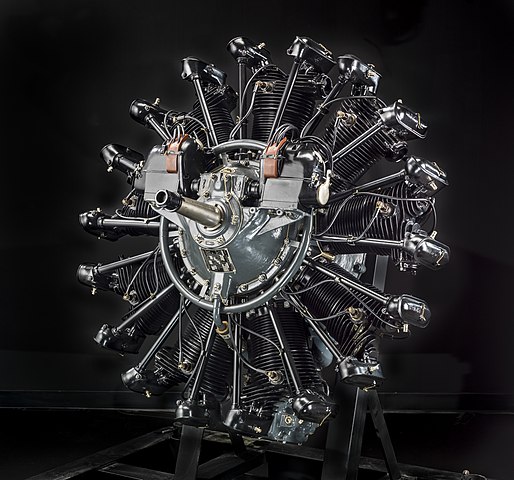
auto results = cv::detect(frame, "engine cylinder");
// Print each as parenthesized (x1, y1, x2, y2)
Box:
(324, 97, 404, 191)
(114, 253, 181, 336)
(154, 307, 232, 400)
(275, 304, 324, 391)
(116, 255, 171, 301)
(241, 309, 287, 416)
(118, 194, 156, 219)
(251, 68, 318, 141)
(295, 262, 384, 356)
(316, 182, 431, 263)
(184, 84, 236, 147)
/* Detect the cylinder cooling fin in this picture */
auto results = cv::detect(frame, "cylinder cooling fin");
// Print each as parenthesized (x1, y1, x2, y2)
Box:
(185, 84, 237, 146)
(78, 35, 449, 444)
(251, 67, 319, 142)
(324, 97, 407, 191)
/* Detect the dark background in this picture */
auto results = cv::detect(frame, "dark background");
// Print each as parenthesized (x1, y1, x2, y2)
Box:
(0, 0, 513, 413)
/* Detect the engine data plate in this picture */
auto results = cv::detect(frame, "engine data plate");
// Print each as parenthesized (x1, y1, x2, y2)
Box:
(201, 248, 236, 273)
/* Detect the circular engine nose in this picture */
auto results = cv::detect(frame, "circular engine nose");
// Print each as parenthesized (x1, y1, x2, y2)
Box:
(174, 168, 303, 298)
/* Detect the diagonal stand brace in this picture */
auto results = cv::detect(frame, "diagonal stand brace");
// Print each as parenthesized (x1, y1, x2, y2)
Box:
(368, 389, 402, 480)
(174, 425, 204, 480)
(322, 384, 402, 480)
(174, 423, 263, 480)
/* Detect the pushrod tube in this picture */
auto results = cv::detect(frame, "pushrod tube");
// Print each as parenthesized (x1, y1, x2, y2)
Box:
(303, 258, 388, 304)
(192, 77, 218, 146)
(231, 317, 242, 409)
(97, 246, 177, 275)
(300, 77, 347, 137)
(238, 60, 248, 139)
(147, 117, 170, 142)
(187, 324, 217, 401)
(116, 283, 177, 331)
(327, 170, 406, 204)
(97, 251, 156, 274)
(332, 122, 383, 162)
(305, 317, 343, 363)
(267, 303, 302, 395)
(136, 300, 190, 371)
(267, 59, 301, 142)
(314, 236, 403, 249)
(101, 218, 160, 232)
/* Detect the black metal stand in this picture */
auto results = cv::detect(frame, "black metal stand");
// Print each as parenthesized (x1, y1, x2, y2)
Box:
(175, 425, 204, 480)
(29, 412, 491, 480)
(172, 425, 264, 480)
(322, 384, 401, 480)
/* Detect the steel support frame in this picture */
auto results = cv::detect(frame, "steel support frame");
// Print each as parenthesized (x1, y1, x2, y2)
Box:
(321, 384, 401, 480)
(28, 422, 491, 479)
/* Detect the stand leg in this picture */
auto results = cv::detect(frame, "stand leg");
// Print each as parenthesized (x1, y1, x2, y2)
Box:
(346, 388, 369, 479)
(229, 431, 249, 459)
(322, 385, 403, 480)
(174, 425, 204, 480)
(321, 384, 368, 480)
(368, 390, 402, 480)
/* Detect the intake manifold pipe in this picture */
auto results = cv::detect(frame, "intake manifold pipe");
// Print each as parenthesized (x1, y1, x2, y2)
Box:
(154, 190, 223, 228)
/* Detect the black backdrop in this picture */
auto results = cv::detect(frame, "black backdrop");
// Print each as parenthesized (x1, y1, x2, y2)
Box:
(0, 0, 513, 409)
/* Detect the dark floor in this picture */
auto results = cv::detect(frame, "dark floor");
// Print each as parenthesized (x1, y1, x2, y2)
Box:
(0, 409, 512, 480)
